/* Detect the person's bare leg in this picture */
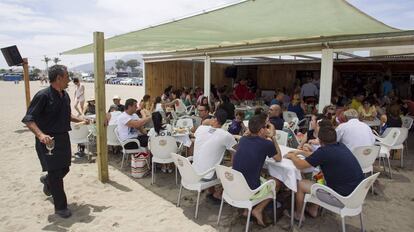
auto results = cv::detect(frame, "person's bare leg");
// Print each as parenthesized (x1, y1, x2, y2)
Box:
(79, 101, 85, 116)
(295, 180, 313, 220)
(74, 101, 81, 116)
(251, 199, 271, 226)
(306, 203, 319, 217)
(269, 176, 283, 192)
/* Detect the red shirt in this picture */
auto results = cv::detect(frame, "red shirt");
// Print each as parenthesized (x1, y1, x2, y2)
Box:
(234, 84, 249, 100)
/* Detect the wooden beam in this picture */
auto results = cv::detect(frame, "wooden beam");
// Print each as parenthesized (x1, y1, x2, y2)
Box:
(93, 32, 109, 182)
(22, 58, 31, 109)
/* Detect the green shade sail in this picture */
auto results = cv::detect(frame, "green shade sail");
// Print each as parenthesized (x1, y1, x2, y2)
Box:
(62, 0, 399, 55)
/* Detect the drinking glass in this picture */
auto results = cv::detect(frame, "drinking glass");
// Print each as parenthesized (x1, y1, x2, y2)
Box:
(46, 139, 55, 155)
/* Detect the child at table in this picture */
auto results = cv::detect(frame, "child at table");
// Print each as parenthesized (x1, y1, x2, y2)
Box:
(228, 110, 246, 135)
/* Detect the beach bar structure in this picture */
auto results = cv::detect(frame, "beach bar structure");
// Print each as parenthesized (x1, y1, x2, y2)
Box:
(64, 0, 414, 109)
(63, 0, 414, 179)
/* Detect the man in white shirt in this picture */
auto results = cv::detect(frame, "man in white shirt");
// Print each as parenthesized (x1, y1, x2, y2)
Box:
(117, 98, 152, 148)
(336, 109, 375, 151)
(193, 109, 237, 201)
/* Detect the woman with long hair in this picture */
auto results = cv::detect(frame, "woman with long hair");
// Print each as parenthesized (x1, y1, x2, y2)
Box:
(147, 112, 173, 173)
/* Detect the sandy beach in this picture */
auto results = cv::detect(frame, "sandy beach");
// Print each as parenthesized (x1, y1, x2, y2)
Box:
(0, 81, 413, 232)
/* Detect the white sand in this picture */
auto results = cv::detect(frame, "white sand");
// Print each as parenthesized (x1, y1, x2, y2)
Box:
(0, 81, 413, 232)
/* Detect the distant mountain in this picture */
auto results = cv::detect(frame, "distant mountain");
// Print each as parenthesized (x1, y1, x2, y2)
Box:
(69, 54, 143, 72)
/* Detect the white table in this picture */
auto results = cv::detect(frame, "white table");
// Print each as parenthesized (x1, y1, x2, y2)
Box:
(171, 132, 192, 147)
(265, 145, 313, 227)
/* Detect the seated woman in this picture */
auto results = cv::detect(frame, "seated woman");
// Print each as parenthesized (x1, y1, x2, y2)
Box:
(298, 117, 333, 156)
(386, 104, 402, 128)
(164, 90, 187, 115)
(297, 114, 322, 151)
(148, 112, 172, 137)
(358, 98, 377, 121)
(106, 104, 121, 126)
(148, 111, 173, 173)
(228, 110, 246, 136)
(139, 94, 153, 118)
(287, 94, 305, 120)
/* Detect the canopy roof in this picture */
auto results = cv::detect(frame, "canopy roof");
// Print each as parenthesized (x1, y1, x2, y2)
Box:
(63, 0, 400, 55)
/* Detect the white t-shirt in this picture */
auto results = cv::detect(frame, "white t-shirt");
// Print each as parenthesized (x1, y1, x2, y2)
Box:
(117, 112, 142, 141)
(336, 118, 375, 151)
(108, 111, 122, 126)
(174, 99, 187, 114)
(193, 125, 237, 179)
(148, 124, 172, 137)
(154, 103, 163, 112)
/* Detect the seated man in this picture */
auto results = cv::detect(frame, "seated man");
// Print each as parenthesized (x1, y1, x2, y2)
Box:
(192, 109, 237, 200)
(285, 126, 364, 221)
(113, 95, 125, 112)
(117, 98, 152, 148)
(336, 109, 375, 151)
(268, 104, 284, 130)
(232, 114, 282, 226)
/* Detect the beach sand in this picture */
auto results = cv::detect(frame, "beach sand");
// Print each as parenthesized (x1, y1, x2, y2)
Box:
(0, 81, 413, 231)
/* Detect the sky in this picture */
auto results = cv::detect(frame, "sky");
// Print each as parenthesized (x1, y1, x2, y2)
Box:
(0, 0, 414, 70)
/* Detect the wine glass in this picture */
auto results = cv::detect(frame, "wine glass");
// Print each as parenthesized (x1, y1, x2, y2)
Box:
(46, 139, 55, 155)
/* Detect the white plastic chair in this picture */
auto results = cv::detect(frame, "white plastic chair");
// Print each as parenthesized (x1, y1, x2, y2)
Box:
(191, 116, 202, 128)
(175, 118, 194, 129)
(171, 153, 220, 219)
(401, 116, 413, 130)
(299, 173, 380, 232)
(69, 123, 90, 144)
(243, 120, 249, 128)
(376, 127, 407, 174)
(107, 125, 121, 146)
(283, 111, 297, 122)
(401, 116, 412, 157)
(149, 136, 178, 185)
(275, 130, 288, 146)
(114, 129, 146, 169)
(216, 165, 276, 232)
(185, 105, 195, 115)
(352, 146, 380, 193)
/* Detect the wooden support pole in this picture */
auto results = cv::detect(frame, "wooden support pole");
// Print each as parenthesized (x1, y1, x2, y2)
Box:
(93, 32, 109, 182)
(22, 58, 31, 109)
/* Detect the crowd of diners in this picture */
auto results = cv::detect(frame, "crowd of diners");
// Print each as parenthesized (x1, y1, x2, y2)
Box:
(76, 74, 413, 226)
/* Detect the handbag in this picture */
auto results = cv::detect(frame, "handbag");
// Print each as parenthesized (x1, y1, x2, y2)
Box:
(131, 152, 150, 178)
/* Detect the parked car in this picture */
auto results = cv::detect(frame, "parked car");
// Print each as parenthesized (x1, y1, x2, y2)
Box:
(119, 78, 133, 85)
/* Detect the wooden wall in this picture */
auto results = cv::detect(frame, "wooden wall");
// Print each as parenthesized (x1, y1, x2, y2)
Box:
(145, 60, 414, 97)
(145, 60, 232, 97)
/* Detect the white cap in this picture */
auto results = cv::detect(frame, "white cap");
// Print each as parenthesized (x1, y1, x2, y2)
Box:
(113, 95, 120, 99)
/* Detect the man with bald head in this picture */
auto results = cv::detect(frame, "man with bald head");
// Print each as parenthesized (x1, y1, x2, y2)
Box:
(268, 104, 284, 130)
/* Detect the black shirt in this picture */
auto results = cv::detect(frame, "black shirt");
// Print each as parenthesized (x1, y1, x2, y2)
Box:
(22, 86, 72, 171)
(305, 143, 364, 196)
(22, 86, 71, 134)
(269, 116, 284, 130)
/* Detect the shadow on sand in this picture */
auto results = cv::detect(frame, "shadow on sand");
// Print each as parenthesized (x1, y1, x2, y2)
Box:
(42, 203, 110, 231)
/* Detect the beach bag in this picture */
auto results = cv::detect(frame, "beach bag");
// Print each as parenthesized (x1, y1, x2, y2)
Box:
(131, 152, 150, 178)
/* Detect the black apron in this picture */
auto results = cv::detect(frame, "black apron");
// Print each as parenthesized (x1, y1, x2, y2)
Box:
(35, 132, 71, 172)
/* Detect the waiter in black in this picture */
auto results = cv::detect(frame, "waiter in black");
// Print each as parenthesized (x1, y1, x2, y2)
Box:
(22, 65, 88, 218)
